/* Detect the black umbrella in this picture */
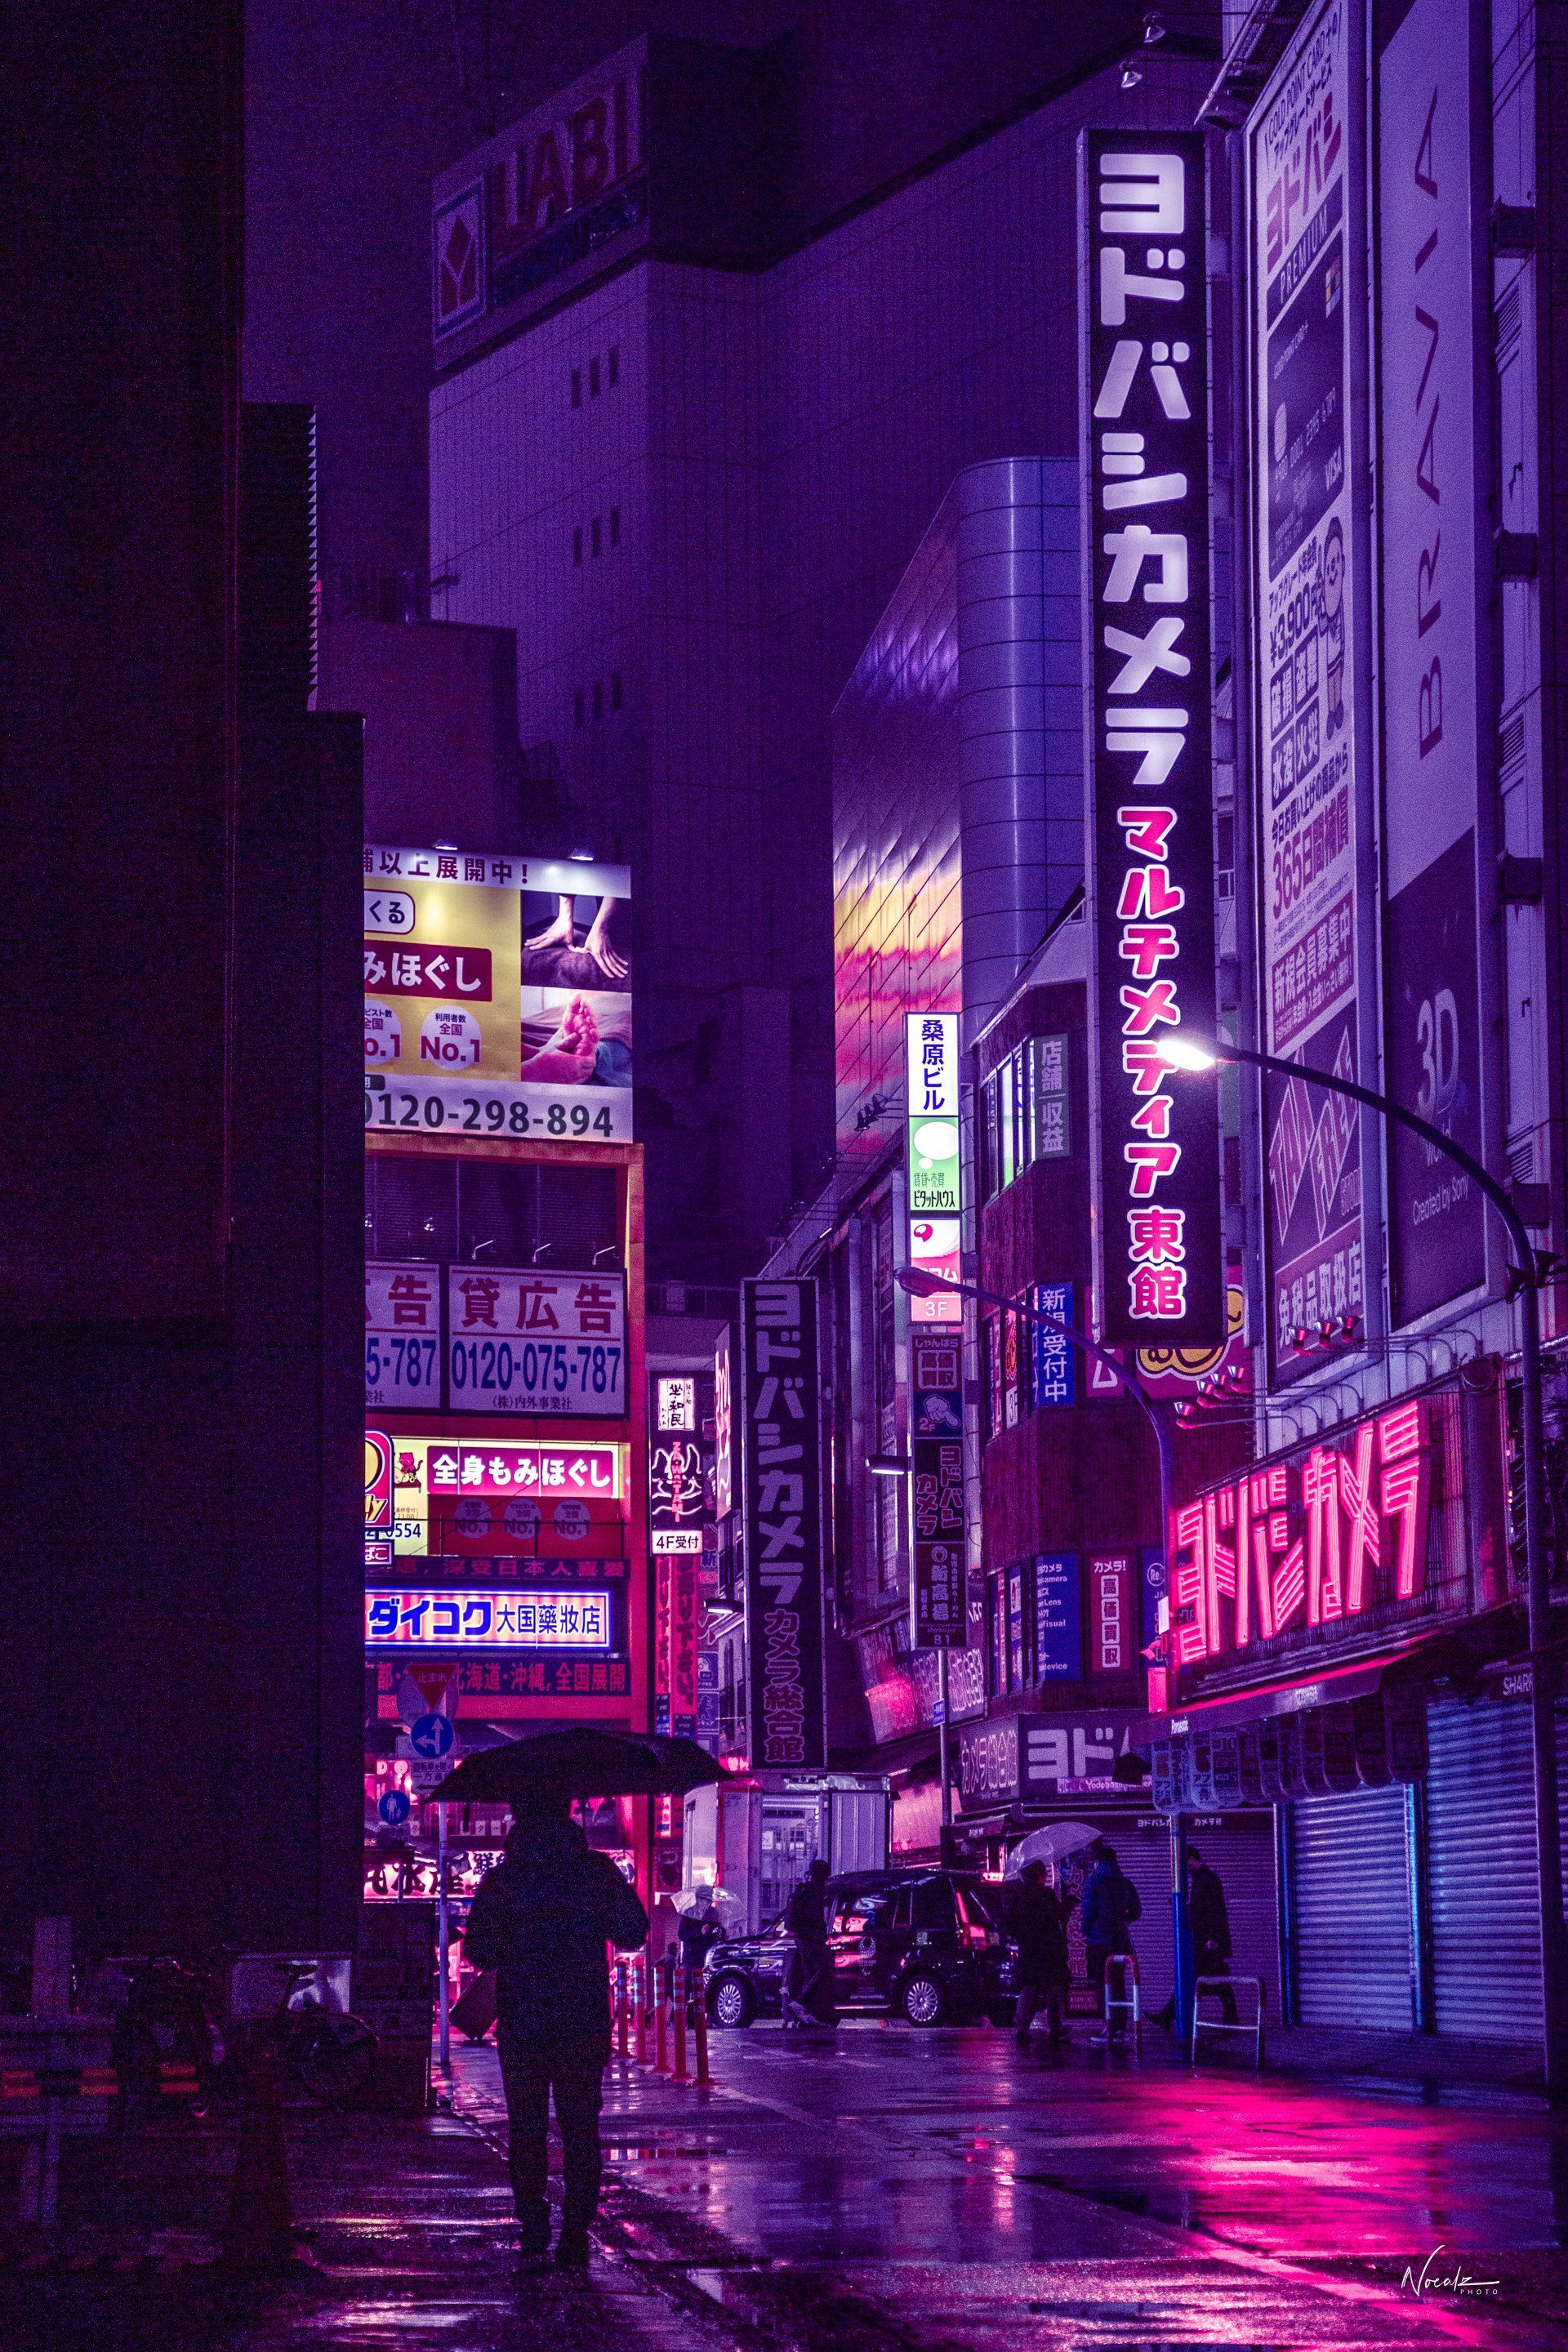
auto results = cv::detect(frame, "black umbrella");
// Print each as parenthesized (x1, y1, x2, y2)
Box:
(428, 1725, 725, 1803)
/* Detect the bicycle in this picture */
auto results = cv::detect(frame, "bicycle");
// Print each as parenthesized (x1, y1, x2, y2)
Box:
(105, 1956, 225, 2117)
(235, 1958, 378, 2105)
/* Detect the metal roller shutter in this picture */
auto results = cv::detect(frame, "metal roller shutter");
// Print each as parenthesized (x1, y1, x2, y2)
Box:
(1427, 1698, 1539, 2042)
(1191, 1816, 1281, 2019)
(1290, 1786, 1414, 2030)
(1076, 1815, 1278, 2020)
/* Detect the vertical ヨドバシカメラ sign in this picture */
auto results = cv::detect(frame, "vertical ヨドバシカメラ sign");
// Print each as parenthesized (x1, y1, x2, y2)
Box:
(739, 1279, 826, 1766)
(1080, 131, 1224, 1348)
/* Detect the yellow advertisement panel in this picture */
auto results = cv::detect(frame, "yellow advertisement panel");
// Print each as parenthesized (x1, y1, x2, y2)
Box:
(363, 847, 632, 1144)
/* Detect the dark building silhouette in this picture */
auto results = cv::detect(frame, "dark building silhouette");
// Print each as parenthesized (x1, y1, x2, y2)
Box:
(1, 7, 362, 1954)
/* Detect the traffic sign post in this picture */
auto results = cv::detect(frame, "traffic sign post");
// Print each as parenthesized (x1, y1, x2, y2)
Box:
(408, 1713, 456, 1762)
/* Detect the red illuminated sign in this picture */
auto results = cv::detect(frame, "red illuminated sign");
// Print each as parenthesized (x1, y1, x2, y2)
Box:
(427, 1444, 617, 1497)
(1169, 1396, 1433, 1665)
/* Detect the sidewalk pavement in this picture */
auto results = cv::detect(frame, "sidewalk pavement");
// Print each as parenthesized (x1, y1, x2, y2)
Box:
(1, 2013, 1566, 2350)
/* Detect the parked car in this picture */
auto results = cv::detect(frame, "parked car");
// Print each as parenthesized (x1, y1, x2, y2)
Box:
(702, 1869, 1005, 2028)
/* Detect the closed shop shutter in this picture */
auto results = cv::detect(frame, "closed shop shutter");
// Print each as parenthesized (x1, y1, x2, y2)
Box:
(1087, 1813, 1277, 2020)
(1290, 1785, 1413, 2030)
(1427, 1698, 1539, 2042)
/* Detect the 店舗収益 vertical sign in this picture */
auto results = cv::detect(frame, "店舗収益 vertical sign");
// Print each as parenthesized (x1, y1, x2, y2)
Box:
(1080, 133, 1224, 1348)
(739, 1279, 826, 1766)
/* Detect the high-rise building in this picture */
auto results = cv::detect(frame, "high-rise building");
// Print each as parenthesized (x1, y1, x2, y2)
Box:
(425, 16, 1223, 1283)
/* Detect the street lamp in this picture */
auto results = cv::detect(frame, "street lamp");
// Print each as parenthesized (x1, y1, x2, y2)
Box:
(895, 1264, 1196, 2033)
(1158, 1028, 1568, 2095)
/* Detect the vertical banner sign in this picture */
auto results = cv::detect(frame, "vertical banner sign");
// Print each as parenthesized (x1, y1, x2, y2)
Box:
(1378, 0, 1486, 1323)
(906, 1011, 962, 1214)
(712, 1326, 737, 1523)
(905, 1013, 969, 1646)
(1080, 132, 1224, 1348)
(904, 1013, 963, 1325)
(1034, 1552, 1082, 1680)
(740, 1280, 826, 1766)
(1250, 2, 1370, 1380)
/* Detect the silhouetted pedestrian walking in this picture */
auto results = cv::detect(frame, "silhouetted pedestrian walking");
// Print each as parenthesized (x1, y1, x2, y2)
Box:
(463, 1797, 648, 2270)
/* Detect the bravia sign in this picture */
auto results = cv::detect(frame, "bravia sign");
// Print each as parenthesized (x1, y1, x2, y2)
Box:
(1079, 132, 1223, 1348)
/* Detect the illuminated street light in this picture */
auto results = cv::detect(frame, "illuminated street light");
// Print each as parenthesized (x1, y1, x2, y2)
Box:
(866, 1454, 910, 1478)
(1159, 1025, 1568, 2096)
(1155, 1033, 1219, 1072)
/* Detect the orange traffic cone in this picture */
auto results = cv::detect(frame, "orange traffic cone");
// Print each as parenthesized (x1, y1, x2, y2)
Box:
(223, 2046, 294, 2270)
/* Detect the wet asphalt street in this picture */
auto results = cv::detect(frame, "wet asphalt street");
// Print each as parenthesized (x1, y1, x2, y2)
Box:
(454, 2018, 1568, 2349)
(7, 2018, 1568, 2350)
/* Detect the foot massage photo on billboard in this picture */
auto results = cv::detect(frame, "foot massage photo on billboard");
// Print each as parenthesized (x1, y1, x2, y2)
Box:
(363, 849, 634, 1142)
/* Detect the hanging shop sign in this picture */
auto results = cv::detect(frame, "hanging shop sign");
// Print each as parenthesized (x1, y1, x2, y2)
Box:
(739, 1277, 826, 1766)
(364, 847, 632, 1143)
(1247, 1, 1374, 1381)
(903, 1013, 970, 1646)
(1167, 1372, 1503, 1682)
(906, 1011, 961, 1214)
(1034, 1552, 1082, 1680)
(446, 1267, 626, 1415)
(1031, 1283, 1077, 1407)
(958, 1709, 1143, 1806)
(1079, 130, 1224, 1349)
(712, 1325, 737, 1523)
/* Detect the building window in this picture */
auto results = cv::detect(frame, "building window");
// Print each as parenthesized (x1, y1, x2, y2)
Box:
(590, 515, 602, 557)
(610, 669, 622, 710)
(592, 679, 604, 721)
(609, 504, 621, 547)
(589, 355, 601, 397)
(573, 687, 586, 728)
(608, 345, 619, 388)
(572, 525, 583, 567)
(570, 368, 581, 409)
(980, 1033, 1071, 1202)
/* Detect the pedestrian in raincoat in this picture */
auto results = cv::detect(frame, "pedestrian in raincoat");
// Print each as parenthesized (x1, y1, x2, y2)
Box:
(462, 1796, 648, 2270)
(1079, 1839, 1141, 2042)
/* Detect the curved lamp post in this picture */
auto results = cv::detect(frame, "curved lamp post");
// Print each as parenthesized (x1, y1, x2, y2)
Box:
(895, 1265, 1195, 2034)
(1159, 1029, 1568, 2096)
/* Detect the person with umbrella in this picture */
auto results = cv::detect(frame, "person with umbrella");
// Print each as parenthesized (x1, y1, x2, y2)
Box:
(439, 1726, 719, 2269)
(462, 1789, 648, 2270)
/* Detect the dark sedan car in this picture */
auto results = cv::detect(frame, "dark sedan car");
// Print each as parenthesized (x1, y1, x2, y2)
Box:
(703, 1869, 1005, 2028)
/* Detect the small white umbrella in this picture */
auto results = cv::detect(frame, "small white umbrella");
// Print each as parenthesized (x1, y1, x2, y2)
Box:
(670, 1886, 744, 1916)
(1003, 1821, 1102, 1878)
